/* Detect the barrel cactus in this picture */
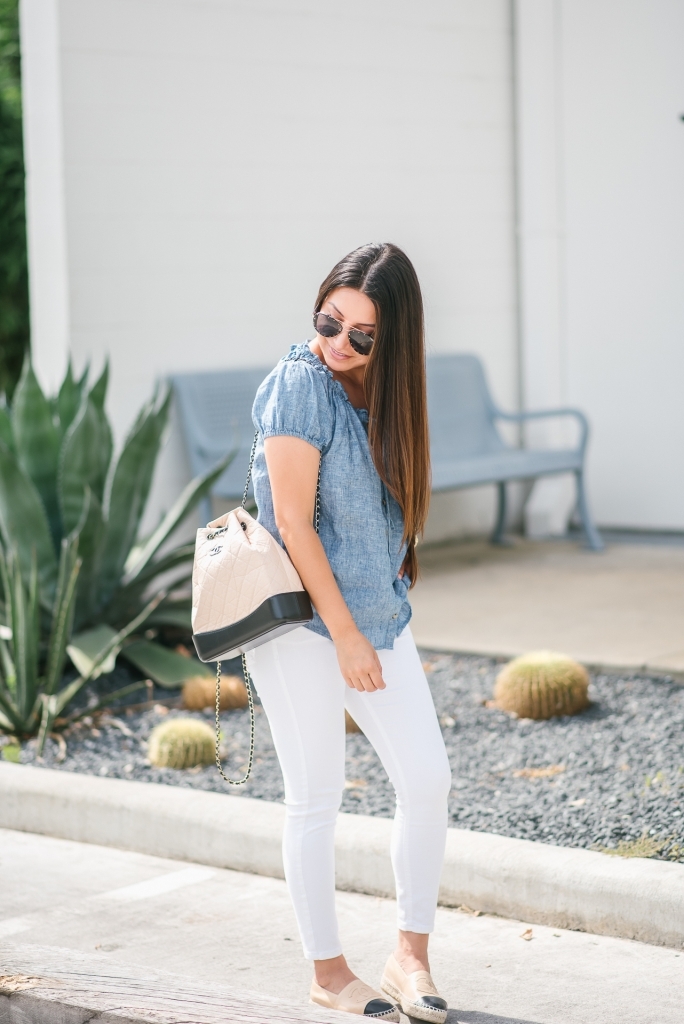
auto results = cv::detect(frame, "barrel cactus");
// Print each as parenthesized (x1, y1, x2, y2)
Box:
(494, 651, 589, 720)
(182, 673, 247, 711)
(148, 717, 215, 768)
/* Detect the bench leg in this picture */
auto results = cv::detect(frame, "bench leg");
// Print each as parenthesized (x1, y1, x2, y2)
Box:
(574, 470, 604, 551)
(491, 481, 510, 546)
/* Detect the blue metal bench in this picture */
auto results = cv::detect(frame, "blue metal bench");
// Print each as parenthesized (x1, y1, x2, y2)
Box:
(171, 367, 271, 524)
(427, 354, 602, 549)
(172, 353, 602, 549)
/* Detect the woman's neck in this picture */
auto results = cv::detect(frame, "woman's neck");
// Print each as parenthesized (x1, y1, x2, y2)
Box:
(309, 340, 367, 409)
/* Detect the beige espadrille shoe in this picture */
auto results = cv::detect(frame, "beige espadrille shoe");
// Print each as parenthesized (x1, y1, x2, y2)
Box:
(380, 954, 447, 1023)
(310, 978, 400, 1020)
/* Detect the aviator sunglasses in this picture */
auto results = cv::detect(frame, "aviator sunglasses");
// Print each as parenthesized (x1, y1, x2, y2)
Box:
(313, 311, 375, 356)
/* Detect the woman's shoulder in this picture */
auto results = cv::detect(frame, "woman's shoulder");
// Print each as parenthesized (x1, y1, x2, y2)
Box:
(257, 343, 333, 402)
(252, 343, 335, 445)
(280, 341, 332, 380)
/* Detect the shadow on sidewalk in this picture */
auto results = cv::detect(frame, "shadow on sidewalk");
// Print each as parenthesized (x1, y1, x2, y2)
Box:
(449, 1011, 542, 1024)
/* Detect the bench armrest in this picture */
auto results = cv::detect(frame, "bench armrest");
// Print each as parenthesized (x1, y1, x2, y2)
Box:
(493, 407, 589, 454)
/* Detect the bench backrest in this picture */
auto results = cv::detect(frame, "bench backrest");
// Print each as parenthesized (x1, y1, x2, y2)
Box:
(426, 354, 505, 461)
(172, 353, 504, 498)
(171, 367, 270, 498)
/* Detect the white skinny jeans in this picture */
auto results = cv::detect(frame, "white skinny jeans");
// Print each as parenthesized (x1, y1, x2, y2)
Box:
(246, 625, 452, 961)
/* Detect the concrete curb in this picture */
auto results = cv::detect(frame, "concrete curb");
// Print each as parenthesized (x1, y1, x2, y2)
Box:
(1, 763, 683, 949)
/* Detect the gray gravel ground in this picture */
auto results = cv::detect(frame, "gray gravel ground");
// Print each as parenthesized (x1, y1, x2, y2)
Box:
(12, 651, 684, 862)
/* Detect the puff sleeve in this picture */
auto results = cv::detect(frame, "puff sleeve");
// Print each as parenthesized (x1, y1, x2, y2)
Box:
(252, 354, 334, 452)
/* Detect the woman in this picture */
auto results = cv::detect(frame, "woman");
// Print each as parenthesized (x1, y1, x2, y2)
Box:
(247, 243, 452, 1022)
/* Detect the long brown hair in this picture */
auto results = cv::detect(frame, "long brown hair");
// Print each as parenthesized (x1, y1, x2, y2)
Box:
(314, 243, 430, 586)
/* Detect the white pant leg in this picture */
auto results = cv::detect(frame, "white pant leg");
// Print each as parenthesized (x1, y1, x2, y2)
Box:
(247, 627, 346, 960)
(344, 627, 452, 934)
(246, 625, 451, 958)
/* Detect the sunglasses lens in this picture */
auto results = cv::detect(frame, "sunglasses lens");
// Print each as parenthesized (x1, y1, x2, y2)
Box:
(313, 312, 342, 338)
(314, 312, 374, 354)
(348, 330, 374, 355)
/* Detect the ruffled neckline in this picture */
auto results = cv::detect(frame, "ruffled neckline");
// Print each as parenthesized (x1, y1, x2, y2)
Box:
(288, 342, 368, 420)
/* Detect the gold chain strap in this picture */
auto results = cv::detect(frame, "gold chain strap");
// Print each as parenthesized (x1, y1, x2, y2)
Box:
(214, 654, 256, 786)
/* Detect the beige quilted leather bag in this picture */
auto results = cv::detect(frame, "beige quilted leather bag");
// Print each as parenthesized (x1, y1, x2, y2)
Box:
(191, 432, 320, 785)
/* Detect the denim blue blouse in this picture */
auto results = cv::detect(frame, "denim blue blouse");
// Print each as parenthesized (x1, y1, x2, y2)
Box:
(251, 342, 411, 650)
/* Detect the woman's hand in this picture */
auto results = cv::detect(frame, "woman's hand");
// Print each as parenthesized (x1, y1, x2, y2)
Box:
(333, 626, 386, 692)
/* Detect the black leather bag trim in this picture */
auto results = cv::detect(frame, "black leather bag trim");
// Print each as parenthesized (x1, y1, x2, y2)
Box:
(192, 590, 314, 662)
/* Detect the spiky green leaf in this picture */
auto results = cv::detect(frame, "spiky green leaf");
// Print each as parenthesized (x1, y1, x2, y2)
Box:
(0, 545, 39, 721)
(57, 360, 85, 436)
(59, 396, 113, 534)
(67, 624, 119, 679)
(11, 359, 61, 544)
(52, 590, 167, 717)
(144, 600, 192, 630)
(25, 548, 40, 717)
(124, 542, 195, 590)
(0, 440, 58, 602)
(44, 536, 81, 696)
(71, 488, 106, 629)
(65, 680, 147, 721)
(120, 639, 206, 687)
(89, 360, 109, 411)
(99, 387, 171, 605)
(36, 694, 58, 753)
(104, 542, 194, 628)
(123, 451, 234, 584)
(0, 404, 13, 451)
(0, 635, 16, 694)
(0, 691, 21, 732)
(0, 717, 16, 736)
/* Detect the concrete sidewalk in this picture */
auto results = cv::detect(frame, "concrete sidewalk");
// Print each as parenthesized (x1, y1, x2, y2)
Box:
(410, 538, 684, 675)
(1, 828, 681, 1024)
(4, 764, 683, 949)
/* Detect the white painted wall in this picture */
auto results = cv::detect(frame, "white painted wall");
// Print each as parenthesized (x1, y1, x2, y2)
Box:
(514, 0, 684, 533)
(19, 0, 70, 391)
(561, 0, 684, 530)
(24, 0, 681, 537)
(21, 0, 519, 539)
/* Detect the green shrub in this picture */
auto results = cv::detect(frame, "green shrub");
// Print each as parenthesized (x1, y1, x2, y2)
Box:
(0, 358, 231, 744)
(0, 0, 29, 397)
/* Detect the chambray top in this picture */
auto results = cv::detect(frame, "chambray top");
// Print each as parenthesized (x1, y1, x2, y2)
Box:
(251, 342, 411, 649)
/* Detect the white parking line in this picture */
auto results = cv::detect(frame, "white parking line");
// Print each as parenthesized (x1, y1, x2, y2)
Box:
(95, 866, 216, 903)
(0, 916, 33, 938)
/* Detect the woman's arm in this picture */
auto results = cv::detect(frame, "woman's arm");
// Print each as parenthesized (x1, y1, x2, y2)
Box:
(264, 435, 385, 692)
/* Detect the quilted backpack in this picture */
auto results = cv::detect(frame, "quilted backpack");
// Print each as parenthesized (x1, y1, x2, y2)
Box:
(191, 432, 320, 784)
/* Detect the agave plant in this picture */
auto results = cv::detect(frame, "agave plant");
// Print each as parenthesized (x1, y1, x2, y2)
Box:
(0, 357, 231, 741)
(0, 539, 164, 747)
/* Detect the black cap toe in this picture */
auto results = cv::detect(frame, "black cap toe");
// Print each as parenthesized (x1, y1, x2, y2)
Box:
(364, 997, 396, 1017)
(416, 995, 448, 1011)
